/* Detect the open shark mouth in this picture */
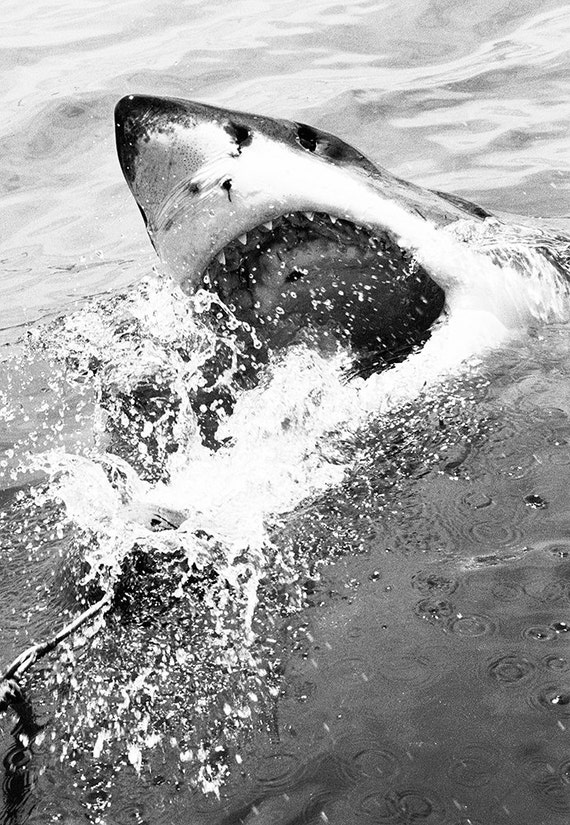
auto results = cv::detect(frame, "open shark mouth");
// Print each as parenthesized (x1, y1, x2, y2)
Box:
(114, 95, 502, 372)
(201, 209, 444, 355)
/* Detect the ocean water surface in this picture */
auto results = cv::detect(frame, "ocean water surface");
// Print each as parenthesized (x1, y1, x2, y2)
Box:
(1, 1, 570, 823)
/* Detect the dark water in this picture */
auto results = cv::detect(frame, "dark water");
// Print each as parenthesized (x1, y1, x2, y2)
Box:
(1, 1, 570, 823)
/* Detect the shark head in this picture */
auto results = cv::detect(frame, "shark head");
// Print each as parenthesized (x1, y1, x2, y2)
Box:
(115, 95, 491, 359)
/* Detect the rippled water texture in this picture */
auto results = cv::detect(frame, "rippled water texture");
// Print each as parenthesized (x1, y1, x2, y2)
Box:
(1, 1, 570, 823)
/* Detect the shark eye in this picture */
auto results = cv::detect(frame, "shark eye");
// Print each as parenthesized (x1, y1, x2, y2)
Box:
(297, 124, 318, 152)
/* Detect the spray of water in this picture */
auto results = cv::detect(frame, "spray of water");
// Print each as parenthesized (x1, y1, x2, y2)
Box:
(1, 215, 569, 796)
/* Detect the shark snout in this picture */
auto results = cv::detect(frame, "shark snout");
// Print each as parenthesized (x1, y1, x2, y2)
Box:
(115, 95, 165, 186)
(115, 95, 197, 231)
(115, 94, 247, 235)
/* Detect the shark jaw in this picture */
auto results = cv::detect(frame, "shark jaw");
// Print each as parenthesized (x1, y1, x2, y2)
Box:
(115, 95, 492, 360)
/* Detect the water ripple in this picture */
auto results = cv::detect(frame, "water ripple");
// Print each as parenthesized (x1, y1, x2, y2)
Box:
(411, 569, 459, 596)
(485, 653, 538, 686)
(446, 744, 501, 788)
(529, 758, 570, 814)
(380, 646, 446, 689)
(253, 752, 306, 791)
(539, 541, 570, 560)
(523, 577, 570, 604)
(464, 518, 523, 549)
(529, 684, 570, 716)
(355, 785, 447, 823)
(542, 654, 570, 674)
(352, 747, 402, 783)
(414, 598, 456, 625)
(521, 625, 558, 642)
(447, 614, 496, 638)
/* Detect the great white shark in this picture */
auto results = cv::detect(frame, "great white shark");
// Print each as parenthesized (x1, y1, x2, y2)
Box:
(114, 94, 570, 373)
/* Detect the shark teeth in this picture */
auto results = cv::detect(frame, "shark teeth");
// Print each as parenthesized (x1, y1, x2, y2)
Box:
(214, 211, 350, 271)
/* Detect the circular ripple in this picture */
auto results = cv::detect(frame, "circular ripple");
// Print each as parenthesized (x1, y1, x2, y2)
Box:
(357, 787, 446, 823)
(411, 570, 459, 596)
(382, 647, 445, 688)
(333, 731, 403, 785)
(447, 745, 500, 787)
(354, 747, 402, 782)
(560, 759, 570, 783)
(246, 783, 331, 823)
(530, 761, 570, 814)
(333, 657, 369, 684)
(539, 541, 570, 559)
(463, 570, 524, 603)
(193, 788, 238, 815)
(530, 685, 570, 716)
(460, 491, 493, 511)
(448, 615, 496, 637)
(486, 654, 537, 686)
(532, 775, 570, 814)
(4, 748, 32, 771)
(471, 417, 538, 481)
(414, 598, 455, 623)
(467, 519, 523, 548)
(490, 579, 525, 602)
(254, 752, 305, 790)
(442, 485, 526, 548)
(522, 625, 559, 642)
(524, 578, 569, 604)
(543, 654, 570, 673)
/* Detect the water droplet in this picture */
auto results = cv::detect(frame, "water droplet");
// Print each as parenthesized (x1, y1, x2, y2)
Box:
(537, 540, 570, 558)
(524, 494, 548, 509)
(414, 598, 455, 624)
(522, 625, 558, 641)
(531, 685, 570, 714)
(552, 621, 570, 633)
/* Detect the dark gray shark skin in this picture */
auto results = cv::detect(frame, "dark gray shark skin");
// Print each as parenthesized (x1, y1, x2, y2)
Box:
(114, 95, 491, 361)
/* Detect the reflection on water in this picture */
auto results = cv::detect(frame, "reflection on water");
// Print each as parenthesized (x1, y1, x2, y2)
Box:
(1, 0, 570, 823)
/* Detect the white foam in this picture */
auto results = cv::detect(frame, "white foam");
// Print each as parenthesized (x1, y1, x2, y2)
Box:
(33, 216, 570, 594)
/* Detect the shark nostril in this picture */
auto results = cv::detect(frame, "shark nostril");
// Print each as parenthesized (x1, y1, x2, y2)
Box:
(221, 179, 232, 202)
(225, 121, 252, 152)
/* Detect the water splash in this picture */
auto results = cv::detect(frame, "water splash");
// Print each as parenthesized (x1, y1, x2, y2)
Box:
(2, 215, 570, 796)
